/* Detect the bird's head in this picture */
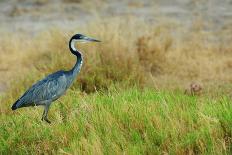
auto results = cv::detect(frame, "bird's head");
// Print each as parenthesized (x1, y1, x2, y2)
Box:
(71, 34, 101, 43)
(69, 34, 100, 53)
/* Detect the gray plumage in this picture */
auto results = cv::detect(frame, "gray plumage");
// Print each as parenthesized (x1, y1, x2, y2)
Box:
(11, 34, 100, 123)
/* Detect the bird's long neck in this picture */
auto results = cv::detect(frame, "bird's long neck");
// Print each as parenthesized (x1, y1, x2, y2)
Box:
(69, 39, 83, 77)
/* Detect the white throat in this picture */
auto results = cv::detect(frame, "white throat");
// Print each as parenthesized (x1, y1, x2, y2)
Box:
(71, 39, 77, 51)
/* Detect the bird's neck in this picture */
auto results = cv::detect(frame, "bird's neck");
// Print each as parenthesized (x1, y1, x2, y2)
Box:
(69, 39, 83, 77)
(71, 55, 83, 76)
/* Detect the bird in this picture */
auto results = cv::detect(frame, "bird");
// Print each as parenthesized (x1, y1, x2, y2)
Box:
(11, 34, 100, 123)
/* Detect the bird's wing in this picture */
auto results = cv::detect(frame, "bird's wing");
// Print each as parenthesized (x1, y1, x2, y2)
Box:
(16, 71, 68, 108)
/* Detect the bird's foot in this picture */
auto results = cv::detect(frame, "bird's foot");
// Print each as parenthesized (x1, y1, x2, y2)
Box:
(41, 117, 51, 124)
(44, 118, 51, 124)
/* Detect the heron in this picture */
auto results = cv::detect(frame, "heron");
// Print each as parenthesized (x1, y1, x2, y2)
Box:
(11, 34, 100, 123)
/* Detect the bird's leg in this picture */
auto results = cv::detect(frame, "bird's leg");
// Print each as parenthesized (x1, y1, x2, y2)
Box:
(41, 109, 45, 121)
(42, 103, 51, 124)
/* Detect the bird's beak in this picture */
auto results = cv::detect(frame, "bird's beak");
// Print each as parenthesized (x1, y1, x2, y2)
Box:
(84, 36, 101, 42)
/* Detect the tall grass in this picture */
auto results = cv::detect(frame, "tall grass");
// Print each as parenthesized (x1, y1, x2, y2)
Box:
(0, 18, 232, 93)
(0, 88, 231, 154)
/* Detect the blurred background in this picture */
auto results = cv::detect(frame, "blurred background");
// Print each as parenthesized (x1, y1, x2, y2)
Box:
(0, 0, 231, 33)
(0, 0, 232, 94)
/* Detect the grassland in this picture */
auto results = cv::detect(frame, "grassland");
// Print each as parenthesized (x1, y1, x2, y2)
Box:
(0, 88, 231, 154)
(0, 18, 232, 154)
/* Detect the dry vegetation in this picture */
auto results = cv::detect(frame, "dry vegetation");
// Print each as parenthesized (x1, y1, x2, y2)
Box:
(1, 18, 232, 94)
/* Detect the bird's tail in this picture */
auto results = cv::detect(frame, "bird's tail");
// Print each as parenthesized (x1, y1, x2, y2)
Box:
(11, 99, 19, 110)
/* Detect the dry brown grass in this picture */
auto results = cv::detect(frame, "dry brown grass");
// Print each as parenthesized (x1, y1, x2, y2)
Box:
(0, 18, 232, 94)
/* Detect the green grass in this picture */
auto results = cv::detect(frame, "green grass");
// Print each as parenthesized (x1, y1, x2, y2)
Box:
(0, 87, 231, 154)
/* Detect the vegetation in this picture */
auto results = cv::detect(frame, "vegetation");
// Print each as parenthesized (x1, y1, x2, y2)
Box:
(1, 19, 232, 93)
(0, 18, 232, 154)
(0, 88, 231, 154)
